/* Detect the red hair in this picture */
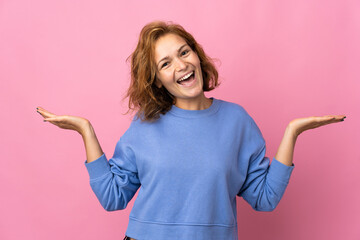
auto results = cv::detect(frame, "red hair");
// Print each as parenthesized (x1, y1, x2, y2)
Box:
(124, 21, 220, 122)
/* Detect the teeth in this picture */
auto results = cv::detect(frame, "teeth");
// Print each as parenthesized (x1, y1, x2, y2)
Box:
(178, 72, 193, 82)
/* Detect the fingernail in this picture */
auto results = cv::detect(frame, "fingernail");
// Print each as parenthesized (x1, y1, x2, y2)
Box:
(43, 120, 47, 122)
(36, 107, 39, 110)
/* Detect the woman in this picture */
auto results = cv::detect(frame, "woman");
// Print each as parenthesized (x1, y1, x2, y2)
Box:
(36, 21, 345, 240)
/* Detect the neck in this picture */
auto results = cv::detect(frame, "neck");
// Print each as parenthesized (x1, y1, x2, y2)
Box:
(174, 94, 213, 110)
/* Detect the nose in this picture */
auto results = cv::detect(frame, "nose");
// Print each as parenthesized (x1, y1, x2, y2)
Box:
(174, 57, 187, 72)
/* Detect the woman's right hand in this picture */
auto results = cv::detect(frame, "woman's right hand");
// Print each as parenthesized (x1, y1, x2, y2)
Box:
(36, 106, 90, 136)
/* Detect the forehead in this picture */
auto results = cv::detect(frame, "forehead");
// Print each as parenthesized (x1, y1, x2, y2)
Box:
(154, 33, 187, 60)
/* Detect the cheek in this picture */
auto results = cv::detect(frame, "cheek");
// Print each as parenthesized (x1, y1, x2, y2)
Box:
(163, 71, 175, 83)
(193, 58, 202, 72)
(192, 52, 201, 63)
(157, 72, 173, 86)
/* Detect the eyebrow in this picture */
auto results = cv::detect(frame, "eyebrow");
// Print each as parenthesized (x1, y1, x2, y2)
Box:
(157, 44, 188, 68)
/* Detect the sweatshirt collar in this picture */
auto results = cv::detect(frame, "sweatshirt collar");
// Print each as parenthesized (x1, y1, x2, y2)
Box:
(168, 97, 220, 118)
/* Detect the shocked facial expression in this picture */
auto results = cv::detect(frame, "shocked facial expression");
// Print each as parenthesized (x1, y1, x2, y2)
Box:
(154, 33, 204, 105)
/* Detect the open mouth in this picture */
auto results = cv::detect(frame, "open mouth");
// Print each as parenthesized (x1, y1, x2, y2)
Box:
(176, 71, 195, 86)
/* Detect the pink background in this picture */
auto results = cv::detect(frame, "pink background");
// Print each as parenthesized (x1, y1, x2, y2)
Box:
(1, 0, 359, 239)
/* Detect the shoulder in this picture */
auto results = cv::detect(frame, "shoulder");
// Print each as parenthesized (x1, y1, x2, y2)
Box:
(119, 112, 161, 141)
(217, 99, 265, 145)
(114, 114, 142, 144)
(217, 98, 253, 122)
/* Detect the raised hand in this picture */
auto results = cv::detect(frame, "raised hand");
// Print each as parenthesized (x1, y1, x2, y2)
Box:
(36, 106, 104, 163)
(275, 114, 346, 166)
(36, 107, 90, 136)
(289, 115, 346, 138)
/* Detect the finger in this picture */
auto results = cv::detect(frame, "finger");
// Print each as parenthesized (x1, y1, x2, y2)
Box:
(43, 115, 69, 122)
(43, 117, 59, 122)
(36, 110, 48, 118)
(37, 108, 55, 115)
(323, 114, 346, 118)
(36, 107, 50, 113)
(322, 115, 339, 119)
(311, 116, 335, 124)
(320, 115, 346, 120)
(324, 115, 346, 122)
(316, 115, 346, 126)
(37, 108, 57, 118)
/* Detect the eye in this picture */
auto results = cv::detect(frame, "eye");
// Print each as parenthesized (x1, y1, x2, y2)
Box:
(181, 49, 190, 56)
(161, 62, 169, 68)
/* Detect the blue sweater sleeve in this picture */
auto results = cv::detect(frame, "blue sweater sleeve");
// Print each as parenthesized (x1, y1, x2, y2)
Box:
(84, 137, 141, 211)
(237, 117, 294, 212)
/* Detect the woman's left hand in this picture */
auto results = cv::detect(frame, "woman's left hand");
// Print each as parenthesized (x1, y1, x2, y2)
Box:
(288, 115, 346, 138)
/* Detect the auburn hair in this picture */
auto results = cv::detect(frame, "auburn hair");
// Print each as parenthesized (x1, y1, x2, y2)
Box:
(124, 21, 219, 122)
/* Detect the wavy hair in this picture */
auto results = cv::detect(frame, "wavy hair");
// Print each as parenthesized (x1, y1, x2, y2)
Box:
(124, 21, 220, 122)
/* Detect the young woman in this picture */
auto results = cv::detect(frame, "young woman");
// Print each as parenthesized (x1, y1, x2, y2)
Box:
(36, 21, 345, 240)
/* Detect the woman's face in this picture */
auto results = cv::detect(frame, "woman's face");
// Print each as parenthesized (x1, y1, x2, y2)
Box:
(154, 33, 205, 106)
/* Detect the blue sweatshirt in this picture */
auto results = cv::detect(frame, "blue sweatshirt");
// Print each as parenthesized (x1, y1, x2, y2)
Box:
(85, 97, 294, 240)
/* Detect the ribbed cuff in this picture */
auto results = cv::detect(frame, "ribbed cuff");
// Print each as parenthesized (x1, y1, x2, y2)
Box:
(84, 153, 111, 180)
(267, 157, 295, 183)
